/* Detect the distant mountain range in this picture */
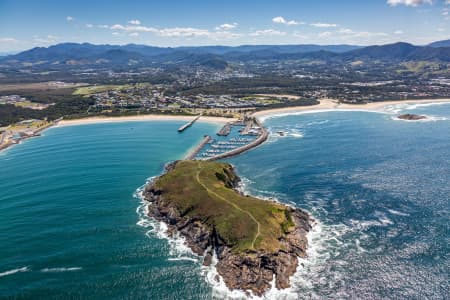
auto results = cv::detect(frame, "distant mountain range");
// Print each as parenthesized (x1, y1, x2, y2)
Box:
(428, 39, 450, 48)
(1, 40, 449, 70)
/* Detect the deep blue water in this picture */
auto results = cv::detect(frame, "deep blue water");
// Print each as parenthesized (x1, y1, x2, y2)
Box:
(1, 103, 449, 299)
(229, 103, 450, 299)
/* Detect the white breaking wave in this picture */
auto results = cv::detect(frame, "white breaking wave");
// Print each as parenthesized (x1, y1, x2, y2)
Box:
(40, 267, 82, 272)
(202, 248, 301, 299)
(383, 101, 450, 115)
(305, 120, 330, 126)
(387, 208, 409, 217)
(167, 257, 198, 262)
(390, 114, 448, 122)
(134, 174, 359, 299)
(134, 176, 200, 261)
(0, 266, 29, 277)
(235, 181, 356, 299)
(259, 108, 387, 123)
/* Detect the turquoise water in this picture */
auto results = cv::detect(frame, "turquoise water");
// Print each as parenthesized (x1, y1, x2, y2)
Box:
(1, 103, 449, 299)
(0, 121, 219, 299)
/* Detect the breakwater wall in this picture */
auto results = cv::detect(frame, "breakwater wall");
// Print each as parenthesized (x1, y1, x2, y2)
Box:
(185, 135, 212, 160)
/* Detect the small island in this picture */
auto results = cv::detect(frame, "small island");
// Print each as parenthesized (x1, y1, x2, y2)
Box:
(397, 113, 427, 120)
(144, 160, 311, 296)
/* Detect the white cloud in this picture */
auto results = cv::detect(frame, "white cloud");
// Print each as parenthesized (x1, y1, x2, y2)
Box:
(109, 22, 240, 39)
(311, 22, 337, 28)
(338, 28, 388, 38)
(128, 20, 141, 25)
(129, 32, 139, 37)
(387, 0, 432, 7)
(66, 16, 74, 22)
(211, 31, 242, 40)
(272, 16, 302, 26)
(32, 35, 58, 44)
(98, 25, 109, 29)
(158, 27, 210, 37)
(250, 29, 286, 36)
(338, 28, 354, 34)
(110, 24, 158, 33)
(319, 28, 389, 41)
(318, 31, 332, 38)
(394, 30, 404, 34)
(86, 24, 93, 28)
(352, 31, 388, 38)
(112, 32, 120, 36)
(292, 32, 309, 39)
(0, 37, 18, 43)
(215, 23, 238, 30)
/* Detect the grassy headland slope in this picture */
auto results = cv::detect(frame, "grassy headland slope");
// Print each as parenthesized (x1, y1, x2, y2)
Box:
(146, 160, 311, 295)
(152, 160, 295, 253)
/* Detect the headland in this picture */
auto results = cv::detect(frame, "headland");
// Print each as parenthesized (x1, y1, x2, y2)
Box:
(144, 160, 311, 296)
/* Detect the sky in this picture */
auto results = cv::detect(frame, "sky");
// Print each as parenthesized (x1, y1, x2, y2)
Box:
(0, 0, 449, 53)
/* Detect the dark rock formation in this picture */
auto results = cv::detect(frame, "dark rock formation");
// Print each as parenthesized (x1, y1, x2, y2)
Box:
(398, 113, 427, 120)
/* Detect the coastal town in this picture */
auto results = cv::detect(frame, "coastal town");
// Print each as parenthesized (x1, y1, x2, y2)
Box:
(0, 118, 59, 151)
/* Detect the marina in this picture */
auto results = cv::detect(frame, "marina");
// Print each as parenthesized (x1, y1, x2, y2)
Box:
(192, 117, 268, 160)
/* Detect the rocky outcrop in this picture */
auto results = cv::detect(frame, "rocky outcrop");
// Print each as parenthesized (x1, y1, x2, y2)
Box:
(397, 113, 427, 120)
(213, 209, 310, 294)
(143, 162, 311, 296)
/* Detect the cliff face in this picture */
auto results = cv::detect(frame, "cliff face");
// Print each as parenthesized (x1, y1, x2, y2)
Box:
(144, 160, 311, 296)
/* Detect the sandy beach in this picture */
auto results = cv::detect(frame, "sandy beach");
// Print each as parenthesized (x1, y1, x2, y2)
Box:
(56, 98, 450, 127)
(57, 115, 236, 127)
(252, 98, 450, 118)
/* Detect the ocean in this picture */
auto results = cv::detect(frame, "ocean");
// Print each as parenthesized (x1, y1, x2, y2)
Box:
(0, 103, 449, 299)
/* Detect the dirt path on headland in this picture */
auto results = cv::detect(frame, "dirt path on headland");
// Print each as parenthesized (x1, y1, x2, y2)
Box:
(195, 163, 261, 249)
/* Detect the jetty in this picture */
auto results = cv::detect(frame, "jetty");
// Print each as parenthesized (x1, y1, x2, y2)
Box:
(178, 115, 201, 132)
(217, 123, 231, 136)
(185, 135, 212, 160)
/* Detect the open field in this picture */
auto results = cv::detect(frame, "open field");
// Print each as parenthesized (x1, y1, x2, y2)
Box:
(72, 84, 131, 95)
(0, 82, 88, 92)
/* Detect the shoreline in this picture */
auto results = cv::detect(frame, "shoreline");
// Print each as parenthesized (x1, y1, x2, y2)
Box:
(57, 115, 236, 127)
(52, 98, 450, 128)
(252, 98, 450, 119)
(2, 98, 449, 154)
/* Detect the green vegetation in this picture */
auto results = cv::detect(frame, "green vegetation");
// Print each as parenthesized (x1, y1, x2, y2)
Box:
(153, 160, 295, 253)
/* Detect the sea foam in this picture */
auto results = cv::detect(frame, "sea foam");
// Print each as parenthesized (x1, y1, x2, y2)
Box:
(134, 176, 200, 260)
(0, 266, 29, 277)
(40, 267, 82, 273)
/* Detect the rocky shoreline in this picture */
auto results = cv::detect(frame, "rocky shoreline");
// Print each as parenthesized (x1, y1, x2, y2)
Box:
(143, 161, 312, 296)
(397, 113, 427, 120)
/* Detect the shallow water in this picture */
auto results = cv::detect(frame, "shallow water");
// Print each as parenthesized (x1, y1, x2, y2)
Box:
(1, 103, 449, 299)
(0, 121, 219, 299)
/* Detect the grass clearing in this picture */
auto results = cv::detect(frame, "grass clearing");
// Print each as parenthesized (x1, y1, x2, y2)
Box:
(72, 84, 130, 95)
